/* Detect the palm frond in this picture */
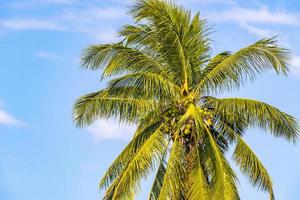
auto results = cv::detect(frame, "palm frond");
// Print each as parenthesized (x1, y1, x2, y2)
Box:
(108, 72, 180, 100)
(158, 138, 185, 200)
(80, 44, 115, 70)
(187, 146, 210, 200)
(211, 97, 299, 142)
(204, 126, 225, 200)
(104, 124, 168, 200)
(134, 107, 170, 137)
(100, 118, 162, 190)
(213, 113, 247, 143)
(130, 0, 210, 90)
(184, 12, 210, 78)
(73, 89, 159, 127)
(197, 38, 290, 94)
(199, 52, 231, 81)
(233, 137, 274, 200)
(148, 146, 168, 200)
(85, 43, 173, 79)
(223, 159, 240, 200)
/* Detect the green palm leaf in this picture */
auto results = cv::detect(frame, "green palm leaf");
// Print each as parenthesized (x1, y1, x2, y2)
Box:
(104, 124, 168, 200)
(197, 38, 290, 94)
(233, 137, 274, 200)
(81, 43, 171, 80)
(130, 0, 210, 91)
(211, 97, 299, 142)
(205, 126, 225, 200)
(73, 89, 159, 127)
(107, 72, 180, 100)
(186, 146, 210, 200)
(158, 138, 185, 200)
(223, 159, 240, 200)
(100, 118, 162, 190)
(148, 146, 168, 200)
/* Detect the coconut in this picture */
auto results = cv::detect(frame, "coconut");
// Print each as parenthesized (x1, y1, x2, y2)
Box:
(184, 129, 190, 135)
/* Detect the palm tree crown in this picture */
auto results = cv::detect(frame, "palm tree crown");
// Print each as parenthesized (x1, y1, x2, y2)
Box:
(73, 0, 299, 199)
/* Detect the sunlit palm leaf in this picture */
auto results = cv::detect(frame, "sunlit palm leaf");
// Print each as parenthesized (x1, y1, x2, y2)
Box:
(198, 38, 290, 94)
(73, 90, 158, 127)
(130, 0, 210, 90)
(211, 97, 299, 142)
(233, 137, 274, 200)
(223, 159, 240, 200)
(108, 72, 180, 100)
(100, 118, 162, 190)
(205, 126, 225, 200)
(158, 138, 185, 200)
(104, 125, 168, 200)
(148, 147, 168, 200)
(187, 146, 210, 200)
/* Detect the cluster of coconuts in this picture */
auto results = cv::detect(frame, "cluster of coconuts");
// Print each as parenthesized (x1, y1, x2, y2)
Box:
(162, 105, 214, 138)
(183, 121, 193, 135)
(162, 108, 180, 135)
(183, 96, 194, 107)
(200, 107, 214, 126)
(179, 120, 194, 146)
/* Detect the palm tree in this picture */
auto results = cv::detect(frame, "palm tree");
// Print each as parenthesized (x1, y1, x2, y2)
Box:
(73, 0, 299, 199)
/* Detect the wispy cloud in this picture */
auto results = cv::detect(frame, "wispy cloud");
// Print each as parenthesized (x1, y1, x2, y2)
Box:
(239, 23, 272, 37)
(0, 6, 127, 42)
(86, 119, 135, 141)
(290, 55, 300, 76)
(7, 0, 78, 9)
(0, 18, 63, 31)
(178, 0, 236, 5)
(0, 109, 25, 126)
(208, 7, 299, 26)
(61, 6, 126, 21)
(207, 6, 299, 37)
(0, 99, 26, 126)
(59, 6, 127, 42)
(35, 51, 59, 59)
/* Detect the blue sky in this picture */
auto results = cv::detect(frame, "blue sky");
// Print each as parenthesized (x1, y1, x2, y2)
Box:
(1, 0, 300, 199)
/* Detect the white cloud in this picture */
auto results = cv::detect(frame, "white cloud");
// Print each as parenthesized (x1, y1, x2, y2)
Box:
(206, 6, 300, 37)
(208, 7, 299, 26)
(0, 109, 25, 126)
(178, 0, 236, 5)
(59, 6, 127, 41)
(290, 56, 300, 76)
(0, 99, 26, 127)
(39, 0, 77, 4)
(8, 0, 78, 9)
(239, 23, 272, 37)
(0, 18, 63, 31)
(61, 7, 126, 21)
(35, 51, 59, 59)
(0, 6, 127, 42)
(86, 119, 136, 141)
